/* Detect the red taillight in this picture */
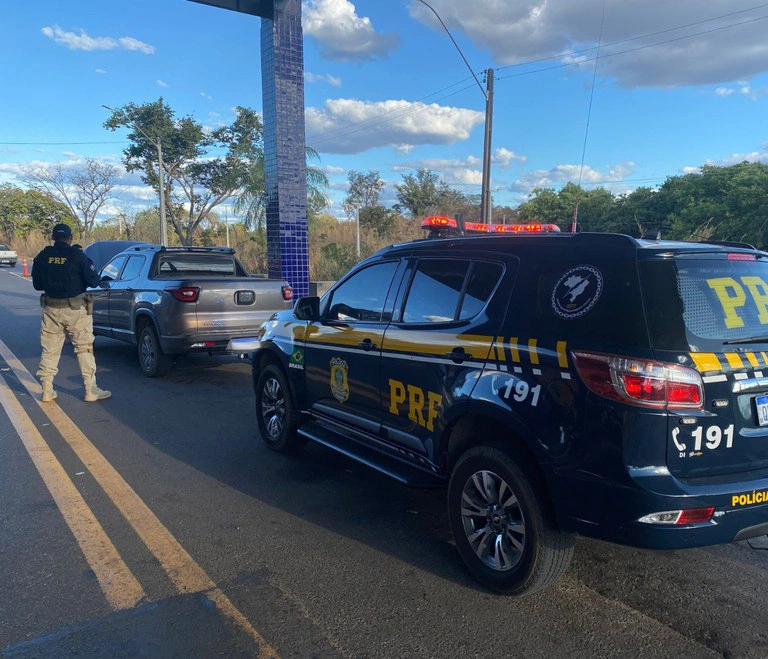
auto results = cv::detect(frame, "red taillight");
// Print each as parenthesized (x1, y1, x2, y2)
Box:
(167, 287, 200, 302)
(281, 285, 293, 301)
(676, 507, 715, 525)
(572, 351, 704, 409)
(727, 253, 757, 261)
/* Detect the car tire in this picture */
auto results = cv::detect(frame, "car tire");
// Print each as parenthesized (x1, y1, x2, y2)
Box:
(138, 325, 172, 377)
(255, 364, 304, 452)
(10, 262, 16, 268)
(448, 444, 574, 596)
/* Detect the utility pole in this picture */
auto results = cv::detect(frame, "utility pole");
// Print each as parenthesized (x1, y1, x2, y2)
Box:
(415, 0, 493, 226)
(156, 140, 168, 246)
(480, 68, 494, 224)
(355, 207, 361, 259)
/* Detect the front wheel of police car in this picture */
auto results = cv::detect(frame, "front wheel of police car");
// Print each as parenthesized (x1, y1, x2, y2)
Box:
(255, 364, 304, 453)
(448, 445, 575, 596)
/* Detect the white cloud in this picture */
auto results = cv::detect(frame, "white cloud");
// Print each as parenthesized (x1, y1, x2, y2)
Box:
(95, 68, 107, 74)
(508, 161, 637, 193)
(408, 1, 768, 88)
(200, 92, 213, 101)
(322, 164, 345, 175)
(41, 25, 155, 54)
(306, 98, 484, 154)
(156, 79, 169, 88)
(494, 147, 527, 168)
(305, 71, 342, 87)
(303, 0, 397, 61)
(713, 83, 768, 100)
(686, 143, 768, 169)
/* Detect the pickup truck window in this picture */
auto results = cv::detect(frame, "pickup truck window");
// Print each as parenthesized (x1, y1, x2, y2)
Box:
(101, 256, 127, 281)
(155, 254, 246, 277)
(120, 256, 145, 281)
(0, 245, 9, 250)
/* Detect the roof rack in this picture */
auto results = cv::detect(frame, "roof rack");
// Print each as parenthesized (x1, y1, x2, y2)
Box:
(130, 245, 236, 254)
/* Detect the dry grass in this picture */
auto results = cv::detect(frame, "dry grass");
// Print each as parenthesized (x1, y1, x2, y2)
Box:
(8, 217, 426, 281)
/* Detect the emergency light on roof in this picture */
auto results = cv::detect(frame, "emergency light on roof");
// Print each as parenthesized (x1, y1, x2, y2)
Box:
(420, 216, 561, 235)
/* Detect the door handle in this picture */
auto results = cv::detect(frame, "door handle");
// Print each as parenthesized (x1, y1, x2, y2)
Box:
(446, 348, 469, 364)
(359, 338, 376, 351)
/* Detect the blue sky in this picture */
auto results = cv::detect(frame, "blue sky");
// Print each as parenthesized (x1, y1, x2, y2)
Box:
(2, 0, 768, 221)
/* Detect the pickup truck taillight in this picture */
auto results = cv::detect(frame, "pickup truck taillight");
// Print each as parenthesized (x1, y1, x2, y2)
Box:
(572, 351, 704, 409)
(281, 285, 293, 301)
(167, 287, 200, 302)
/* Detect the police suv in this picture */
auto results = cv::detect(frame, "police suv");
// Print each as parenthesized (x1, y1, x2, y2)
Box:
(233, 218, 768, 596)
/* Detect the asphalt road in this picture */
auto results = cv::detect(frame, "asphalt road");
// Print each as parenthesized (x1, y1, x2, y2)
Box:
(1, 265, 768, 659)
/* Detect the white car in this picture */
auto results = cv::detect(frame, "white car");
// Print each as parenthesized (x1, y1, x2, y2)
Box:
(0, 244, 17, 267)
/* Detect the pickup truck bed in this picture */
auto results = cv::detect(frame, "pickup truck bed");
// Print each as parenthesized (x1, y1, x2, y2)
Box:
(89, 244, 292, 376)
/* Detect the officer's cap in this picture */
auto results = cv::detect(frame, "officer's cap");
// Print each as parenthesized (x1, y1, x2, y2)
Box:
(52, 223, 72, 240)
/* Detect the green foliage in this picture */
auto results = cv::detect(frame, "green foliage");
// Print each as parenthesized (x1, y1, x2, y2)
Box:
(343, 170, 385, 218)
(0, 184, 74, 240)
(359, 205, 396, 238)
(394, 168, 478, 220)
(515, 162, 768, 248)
(234, 146, 330, 230)
(104, 99, 264, 245)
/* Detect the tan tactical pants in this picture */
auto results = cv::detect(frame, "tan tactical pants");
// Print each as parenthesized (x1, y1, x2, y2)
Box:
(37, 303, 98, 387)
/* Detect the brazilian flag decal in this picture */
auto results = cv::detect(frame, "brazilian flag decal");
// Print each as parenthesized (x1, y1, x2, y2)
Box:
(291, 349, 304, 365)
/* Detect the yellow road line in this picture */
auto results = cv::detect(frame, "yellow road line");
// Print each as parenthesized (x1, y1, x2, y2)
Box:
(0, 373, 145, 610)
(0, 339, 278, 658)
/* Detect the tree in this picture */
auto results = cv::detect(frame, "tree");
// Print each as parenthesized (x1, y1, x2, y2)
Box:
(0, 184, 74, 240)
(343, 170, 385, 217)
(104, 98, 263, 245)
(23, 158, 117, 235)
(359, 205, 397, 238)
(232, 146, 329, 231)
(394, 169, 446, 218)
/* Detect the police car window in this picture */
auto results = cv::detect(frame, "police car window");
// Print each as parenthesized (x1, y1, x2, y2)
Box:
(119, 256, 145, 281)
(101, 256, 127, 281)
(328, 261, 398, 323)
(459, 262, 504, 320)
(402, 260, 469, 323)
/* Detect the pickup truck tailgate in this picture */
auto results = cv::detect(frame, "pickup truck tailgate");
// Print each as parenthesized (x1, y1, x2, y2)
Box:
(191, 278, 290, 338)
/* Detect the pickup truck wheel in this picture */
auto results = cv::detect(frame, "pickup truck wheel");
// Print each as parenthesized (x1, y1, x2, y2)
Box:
(255, 364, 303, 452)
(138, 325, 172, 377)
(448, 445, 574, 596)
(10, 262, 16, 268)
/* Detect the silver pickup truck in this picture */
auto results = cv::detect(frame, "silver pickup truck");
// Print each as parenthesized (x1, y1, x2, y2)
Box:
(89, 244, 292, 376)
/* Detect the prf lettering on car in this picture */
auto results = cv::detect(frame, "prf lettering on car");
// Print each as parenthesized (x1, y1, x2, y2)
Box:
(708, 276, 768, 327)
(388, 378, 442, 431)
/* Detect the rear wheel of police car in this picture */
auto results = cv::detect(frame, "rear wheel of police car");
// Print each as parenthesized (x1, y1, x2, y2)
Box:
(255, 364, 304, 452)
(448, 445, 574, 596)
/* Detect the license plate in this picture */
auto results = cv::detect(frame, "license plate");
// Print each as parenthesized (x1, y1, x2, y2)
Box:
(756, 395, 768, 426)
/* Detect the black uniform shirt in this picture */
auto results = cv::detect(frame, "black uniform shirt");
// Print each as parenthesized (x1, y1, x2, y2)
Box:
(32, 241, 100, 298)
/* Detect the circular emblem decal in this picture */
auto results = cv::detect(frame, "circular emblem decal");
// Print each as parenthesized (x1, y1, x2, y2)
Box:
(551, 265, 603, 319)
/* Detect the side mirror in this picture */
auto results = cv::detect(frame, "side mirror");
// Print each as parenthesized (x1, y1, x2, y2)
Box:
(294, 296, 320, 321)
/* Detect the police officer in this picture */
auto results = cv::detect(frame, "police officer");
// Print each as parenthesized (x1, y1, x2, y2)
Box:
(32, 223, 111, 403)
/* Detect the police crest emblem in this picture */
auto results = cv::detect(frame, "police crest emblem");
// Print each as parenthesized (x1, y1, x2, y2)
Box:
(330, 357, 349, 403)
